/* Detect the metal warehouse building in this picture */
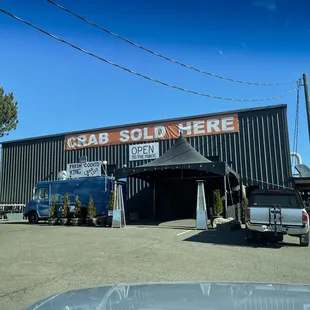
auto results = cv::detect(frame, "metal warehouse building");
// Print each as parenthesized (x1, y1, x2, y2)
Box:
(0, 104, 292, 216)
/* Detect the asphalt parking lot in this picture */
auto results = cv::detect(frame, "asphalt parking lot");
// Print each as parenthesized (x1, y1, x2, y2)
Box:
(0, 220, 309, 310)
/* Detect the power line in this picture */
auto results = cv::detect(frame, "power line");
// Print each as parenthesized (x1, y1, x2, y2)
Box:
(47, 0, 297, 88)
(0, 8, 298, 102)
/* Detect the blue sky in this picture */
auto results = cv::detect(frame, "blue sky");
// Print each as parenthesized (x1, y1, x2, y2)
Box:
(0, 0, 309, 168)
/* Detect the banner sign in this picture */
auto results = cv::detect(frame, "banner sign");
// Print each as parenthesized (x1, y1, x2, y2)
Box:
(67, 161, 102, 179)
(129, 142, 159, 161)
(64, 113, 239, 151)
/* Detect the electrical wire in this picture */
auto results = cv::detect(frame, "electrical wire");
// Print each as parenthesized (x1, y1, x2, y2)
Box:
(47, 0, 297, 87)
(0, 8, 298, 102)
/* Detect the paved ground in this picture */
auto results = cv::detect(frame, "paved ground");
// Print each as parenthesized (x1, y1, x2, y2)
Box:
(0, 219, 309, 310)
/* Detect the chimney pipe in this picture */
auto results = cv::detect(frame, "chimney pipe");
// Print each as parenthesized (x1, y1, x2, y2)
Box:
(290, 152, 302, 165)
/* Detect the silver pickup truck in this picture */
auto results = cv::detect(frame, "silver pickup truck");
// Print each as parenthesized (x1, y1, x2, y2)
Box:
(245, 189, 309, 246)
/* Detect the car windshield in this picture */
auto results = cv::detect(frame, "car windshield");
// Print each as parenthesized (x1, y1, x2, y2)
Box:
(251, 194, 301, 208)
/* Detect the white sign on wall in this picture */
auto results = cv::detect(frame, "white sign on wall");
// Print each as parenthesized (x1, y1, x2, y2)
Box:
(67, 161, 102, 179)
(129, 142, 159, 161)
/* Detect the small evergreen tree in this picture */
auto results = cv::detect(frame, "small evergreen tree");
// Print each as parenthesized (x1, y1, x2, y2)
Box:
(241, 193, 248, 221)
(50, 195, 57, 218)
(62, 193, 70, 218)
(74, 196, 81, 218)
(108, 190, 115, 211)
(87, 195, 96, 218)
(213, 189, 223, 216)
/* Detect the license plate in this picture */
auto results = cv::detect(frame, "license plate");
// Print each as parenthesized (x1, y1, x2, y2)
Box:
(108, 210, 113, 216)
(268, 225, 286, 232)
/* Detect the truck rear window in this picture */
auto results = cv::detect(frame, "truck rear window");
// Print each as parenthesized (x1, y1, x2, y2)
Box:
(251, 194, 302, 208)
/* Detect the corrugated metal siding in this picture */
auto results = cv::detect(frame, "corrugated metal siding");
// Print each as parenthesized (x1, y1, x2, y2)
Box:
(0, 106, 292, 204)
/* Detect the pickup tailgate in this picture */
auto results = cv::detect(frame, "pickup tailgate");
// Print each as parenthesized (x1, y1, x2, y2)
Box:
(249, 191, 304, 226)
(250, 207, 303, 226)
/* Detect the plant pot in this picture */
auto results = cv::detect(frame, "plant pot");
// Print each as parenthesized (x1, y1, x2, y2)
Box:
(96, 216, 107, 227)
(48, 218, 59, 225)
(60, 218, 71, 225)
(107, 216, 113, 227)
(71, 218, 85, 226)
(85, 217, 95, 226)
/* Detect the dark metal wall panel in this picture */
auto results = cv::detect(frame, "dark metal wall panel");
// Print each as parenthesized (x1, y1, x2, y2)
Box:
(0, 106, 291, 204)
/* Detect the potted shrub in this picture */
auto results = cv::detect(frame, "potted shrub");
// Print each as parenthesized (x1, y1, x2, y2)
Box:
(107, 190, 115, 227)
(211, 189, 223, 227)
(72, 196, 84, 226)
(48, 195, 58, 225)
(60, 193, 71, 225)
(241, 193, 248, 224)
(86, 195, 96, 226)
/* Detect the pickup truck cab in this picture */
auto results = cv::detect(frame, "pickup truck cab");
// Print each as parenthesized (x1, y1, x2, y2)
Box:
(245, 189, 309, 246)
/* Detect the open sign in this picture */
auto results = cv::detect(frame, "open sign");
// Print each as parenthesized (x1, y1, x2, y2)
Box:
(129, 142, 159, 161)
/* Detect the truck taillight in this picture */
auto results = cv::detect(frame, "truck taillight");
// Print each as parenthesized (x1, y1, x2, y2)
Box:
(302, 211, 309, 225)
(245, 208, 250, 221)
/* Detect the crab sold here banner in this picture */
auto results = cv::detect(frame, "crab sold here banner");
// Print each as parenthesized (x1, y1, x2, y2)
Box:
(64, 113, 239, 151)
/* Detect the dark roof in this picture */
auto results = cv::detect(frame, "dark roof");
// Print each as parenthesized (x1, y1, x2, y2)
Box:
(141, 134, 212, 167)
(1, 104, 287, 145)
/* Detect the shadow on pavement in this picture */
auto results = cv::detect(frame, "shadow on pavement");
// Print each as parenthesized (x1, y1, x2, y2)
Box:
(127, 219, 196, 230)
(184, 229, 301, 248)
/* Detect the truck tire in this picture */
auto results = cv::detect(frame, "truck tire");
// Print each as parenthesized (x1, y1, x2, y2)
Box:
(299, 231, 309, 247)
(28, 211, 39, 224)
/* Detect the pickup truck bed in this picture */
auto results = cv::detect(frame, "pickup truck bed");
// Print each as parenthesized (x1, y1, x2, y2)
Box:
(245, 189, 309, 246)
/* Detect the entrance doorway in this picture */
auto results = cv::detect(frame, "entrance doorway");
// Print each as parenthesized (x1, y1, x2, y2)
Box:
(155, 179, 198, 221)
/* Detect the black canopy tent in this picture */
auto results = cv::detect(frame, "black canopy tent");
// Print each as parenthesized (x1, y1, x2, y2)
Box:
(115, 135, 241, 220)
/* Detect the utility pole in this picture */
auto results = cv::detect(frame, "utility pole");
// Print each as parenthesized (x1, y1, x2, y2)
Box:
(302, 73, 310, 142)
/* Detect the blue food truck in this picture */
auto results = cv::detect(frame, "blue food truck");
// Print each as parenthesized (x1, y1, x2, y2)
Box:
(24, 176, 126, 224)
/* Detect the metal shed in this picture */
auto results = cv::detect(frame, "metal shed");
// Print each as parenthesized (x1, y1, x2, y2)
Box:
(0, 104, 292, 217)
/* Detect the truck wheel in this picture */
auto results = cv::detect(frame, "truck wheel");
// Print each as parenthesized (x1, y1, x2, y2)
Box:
(300, 231, 309, 247)
(28, 211, 39, 224)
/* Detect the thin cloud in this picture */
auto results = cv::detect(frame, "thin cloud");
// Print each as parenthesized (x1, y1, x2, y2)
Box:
(252, 0, 276, 11)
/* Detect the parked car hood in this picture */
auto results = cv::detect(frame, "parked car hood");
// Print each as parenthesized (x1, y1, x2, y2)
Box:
(26, 281, 310, 310)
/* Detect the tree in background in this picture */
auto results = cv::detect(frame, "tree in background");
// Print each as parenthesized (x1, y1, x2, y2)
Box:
(0, 87, 18, 137)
